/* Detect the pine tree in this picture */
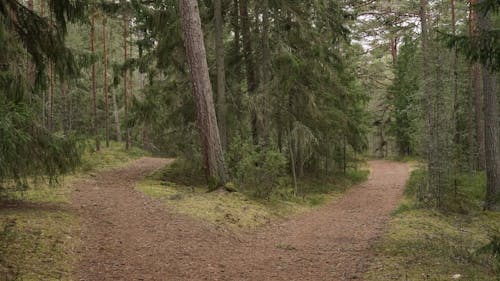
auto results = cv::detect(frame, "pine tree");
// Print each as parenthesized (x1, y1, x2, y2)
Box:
(179, 0, 228, 187)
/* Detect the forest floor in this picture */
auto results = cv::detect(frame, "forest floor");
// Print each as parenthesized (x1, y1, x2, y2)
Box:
(72, 158, 409, 281)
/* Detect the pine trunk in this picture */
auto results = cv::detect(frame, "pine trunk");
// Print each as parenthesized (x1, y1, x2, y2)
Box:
(214, 0, 227, 150)
(477, 0, 500, 210)
(112, 90, 122, 142)
(239, 0, 259, 144)
(91, 14, 100, 151)
(123, 16, 130, 150)
(179, 0, 228, 187)
(470, 0, 486, 170)
(48, 61, 54, 132)
(103, 18, 109, 147)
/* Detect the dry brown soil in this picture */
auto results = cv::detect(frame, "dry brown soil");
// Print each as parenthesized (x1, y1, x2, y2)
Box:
(72, 158, 408, 281)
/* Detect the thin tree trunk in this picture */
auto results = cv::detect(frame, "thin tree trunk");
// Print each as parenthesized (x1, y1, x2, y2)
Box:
(420, 0, 440, 205)
(288, 126, 298, 197)
(179, 0, 228, 187)
(123, 15, 130, 149)
(112, 90, 122, 142)
(470, 0, 486, 170)
(390, 37, 398, 65)
(214, 0, 227, 150)
(239, 0, 259, 144)
(477, 0, 500, 210)
(60, 80, 67, 134)
(467, 65, 475, 175)
(48, 61, 54, 132)
(103, 17, 109, 147)
(91, 14, 100, 151)
(261, 0, 271, 143)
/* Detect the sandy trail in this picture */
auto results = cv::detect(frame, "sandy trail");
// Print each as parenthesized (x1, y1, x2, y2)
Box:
(72, 158, 408, 281)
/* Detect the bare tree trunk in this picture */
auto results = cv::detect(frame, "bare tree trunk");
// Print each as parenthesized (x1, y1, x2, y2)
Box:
(179, 0, 228, 187)
(60, 80, 67, 134)
(48, 61, 54, 132)
(103, 17, 109, 147)
(420, 0, 441, 206)
(477, 0, 500, 210)
(91, 14, 100, 151)
(112, 90, 122, 142)
(239, 0, 259, 144)
(470, 0, 486, 170)
(123, 15, 130, 149)
(214, 0, 227, 150)
(261, 0, 271, 143)
(467, 66, 475, 175)
(390, 37, 398, 65)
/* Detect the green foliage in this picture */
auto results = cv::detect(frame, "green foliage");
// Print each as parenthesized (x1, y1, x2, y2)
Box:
(388, 37, 419, 156)
(227, 137, 288, 199)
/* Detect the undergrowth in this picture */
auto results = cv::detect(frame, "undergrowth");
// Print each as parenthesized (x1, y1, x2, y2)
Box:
(365, 169, 500, 281)
(137, 158, 368, 229)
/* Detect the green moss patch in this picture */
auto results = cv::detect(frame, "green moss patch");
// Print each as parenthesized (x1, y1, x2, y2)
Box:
(366, 170, 500, 281)
(137, 162, 369, 230)
(0, 208, 78, 281)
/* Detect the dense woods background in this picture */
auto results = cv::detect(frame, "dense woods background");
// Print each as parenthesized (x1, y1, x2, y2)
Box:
(0, 0, 498, 209)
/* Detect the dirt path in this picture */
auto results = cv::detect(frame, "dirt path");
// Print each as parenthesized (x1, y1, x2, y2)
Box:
(72, 158, 408, 281)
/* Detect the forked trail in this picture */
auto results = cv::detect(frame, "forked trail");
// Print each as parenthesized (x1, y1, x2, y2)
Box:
(72, 158, 409, 281)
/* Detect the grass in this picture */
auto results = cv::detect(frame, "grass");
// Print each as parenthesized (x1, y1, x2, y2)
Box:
(0, 209, 78, 281)
(137, 160, 369, 230)
(0, 141, 147, 280)
(365, 169, 500, 281)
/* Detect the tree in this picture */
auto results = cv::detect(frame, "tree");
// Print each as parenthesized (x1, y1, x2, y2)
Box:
(103, 16, 110, 147)
(179, 0, 228, 187)
(214, 0, 227, 150)
(91, 13, 100, 151)
(477, 0, 500, 210)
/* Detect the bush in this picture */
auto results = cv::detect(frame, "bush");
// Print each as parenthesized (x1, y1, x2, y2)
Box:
(227, 137, 288, 199)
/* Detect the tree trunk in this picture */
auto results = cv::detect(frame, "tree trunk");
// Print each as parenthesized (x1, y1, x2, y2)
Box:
(112, 89, 122, 142)
(420, 0, 441, 206)
(103, 17, 109, 147)
(239, 0, 259, 144)
(261, 0, 271, 143)
(477, 0, 500, 210)
(91, 14, 100, 151)
(48, 61, 54, 132)
(179, 0, 228, 187)
(123, 15, 130, 149)
(60, 80, 67, 134)
(214, 0, 227, 150)
(470, 0, 486, 170)
(390, 37, 398, 65)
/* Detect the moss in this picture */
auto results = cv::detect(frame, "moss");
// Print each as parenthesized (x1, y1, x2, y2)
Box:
(0, 209, 79, 281)
(79, 141, 149, 173)
(137, 162, 369, 230)
(0, 141, 147, 280)
(365, 169, 500, 281)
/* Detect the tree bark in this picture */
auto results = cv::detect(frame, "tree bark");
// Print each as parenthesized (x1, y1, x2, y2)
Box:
(420, 0, 441, 206)
(477, 0, 500, 210)
(112, 89, 122, 142)
(179, 0, 228, 187)
(103, 17, 110, 147)
(239, 0, 259, 144)
(470, 0, 486, 170)
(48, 60, 54, 132)
(91, 14, 100, 151)
(123, 15, 130, 149)
(214, 0, 227, 150)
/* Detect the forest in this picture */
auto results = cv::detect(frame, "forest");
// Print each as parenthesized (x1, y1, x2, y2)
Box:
(0, 0, 499, 280)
